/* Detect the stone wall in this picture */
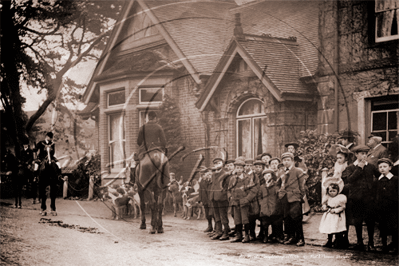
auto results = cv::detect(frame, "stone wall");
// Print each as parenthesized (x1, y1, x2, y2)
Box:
(317, 0, 399, 139)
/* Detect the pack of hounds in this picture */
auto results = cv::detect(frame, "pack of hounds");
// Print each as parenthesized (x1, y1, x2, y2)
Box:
(98, 179, 204, 221)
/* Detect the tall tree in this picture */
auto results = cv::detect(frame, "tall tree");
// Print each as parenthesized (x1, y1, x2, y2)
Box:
(0, 0, 122, 157)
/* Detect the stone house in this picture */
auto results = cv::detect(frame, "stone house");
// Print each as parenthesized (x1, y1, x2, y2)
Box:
(81, 0, 398, 184)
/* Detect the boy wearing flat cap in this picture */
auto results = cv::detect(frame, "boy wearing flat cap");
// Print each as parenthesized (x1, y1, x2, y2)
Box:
(198, 166, 214, 233)
(341, 144, 380, 251)
(259, 169, 283, 243)
(375, 158, 398, 253)
(250, 160, 264, 241)
(278, 152, 306, 246)
(228, 158, 258, 243)
(209, 157, 231, 241)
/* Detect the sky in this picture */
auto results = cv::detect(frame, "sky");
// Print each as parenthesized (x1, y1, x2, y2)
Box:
(22, 60, 97, 111)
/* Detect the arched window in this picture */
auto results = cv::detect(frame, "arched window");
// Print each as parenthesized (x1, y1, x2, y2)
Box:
(236, 98, 267, 159)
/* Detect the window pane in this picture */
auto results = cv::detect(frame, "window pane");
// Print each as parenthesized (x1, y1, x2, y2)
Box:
(254, 118, 267, 157)
(388, 111, 398, 129)
(139, 111, 147, 127)
(110, 142, 125, 169)
(140, 88, 162, 103)
(108, 90, 125, 106)
(389, 130, 398, 141)
(238, 119, 251, 158)
(372, 112, 387, 131)
(109, 113, 125, 169)
(238, 99, 265, 116)
(372, 131, 387, 141)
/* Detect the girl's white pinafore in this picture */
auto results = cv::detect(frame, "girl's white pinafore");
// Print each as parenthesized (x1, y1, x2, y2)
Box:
(319, 194, 347, 234)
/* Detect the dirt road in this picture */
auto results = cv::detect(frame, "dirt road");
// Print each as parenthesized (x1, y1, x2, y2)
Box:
(1, 198, 397, 266)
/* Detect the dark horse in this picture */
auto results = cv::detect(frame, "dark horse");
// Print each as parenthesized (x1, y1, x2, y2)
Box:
(136, 149, 169, 234)
(38, 158, 60, 215)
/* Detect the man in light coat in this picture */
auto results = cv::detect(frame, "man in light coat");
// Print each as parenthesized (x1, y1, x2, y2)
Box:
(366, 135, 388, 167)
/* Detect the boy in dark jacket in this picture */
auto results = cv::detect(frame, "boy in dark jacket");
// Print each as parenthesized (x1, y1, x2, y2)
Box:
(209, 157, 231, 240)
(259, 169, 283, 243)
(278, 152, 306, 246)
(341, 145, 380, 251)
(198, 166, 214, 232)
(375, 158, 398, 253)
(228, 158, 258, 243)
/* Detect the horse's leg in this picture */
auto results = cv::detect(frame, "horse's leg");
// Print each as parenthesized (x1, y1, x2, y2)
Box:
(150, 196, 157, 234)
(138, 190, 146, 229)
(173, 201, 177, 217)
(157, 190, 164, 233)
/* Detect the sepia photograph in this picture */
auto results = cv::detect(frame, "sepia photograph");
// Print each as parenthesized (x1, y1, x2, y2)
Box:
(1, 0, 398, 265)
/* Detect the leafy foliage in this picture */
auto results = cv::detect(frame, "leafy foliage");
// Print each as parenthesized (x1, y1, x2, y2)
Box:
(157, 94, 185, 176)
(296, 129, 341, 206)
(0, 0, 122, 158)
(66, 152, 101, 198)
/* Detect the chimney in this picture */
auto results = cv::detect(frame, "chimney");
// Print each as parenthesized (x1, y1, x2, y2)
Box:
(234, 13, 244, 40)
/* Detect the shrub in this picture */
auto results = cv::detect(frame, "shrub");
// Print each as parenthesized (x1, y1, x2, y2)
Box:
(296, 129, 341, 207)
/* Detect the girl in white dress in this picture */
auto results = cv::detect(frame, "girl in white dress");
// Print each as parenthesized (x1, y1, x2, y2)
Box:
(319, 178, 347, 248)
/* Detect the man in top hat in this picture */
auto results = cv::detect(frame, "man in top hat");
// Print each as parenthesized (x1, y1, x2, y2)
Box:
(338, 131, 357, 164)
(339, 131, 356, 151)
(256, 153, 272, 168)
(225, 159, 235, 175)
(209, 157, 231, 240)
(244, 159, 254, 174)
(20, 139, 34, 205)
(366, 135, 388, 167)
(341, 144, 380, 251)
(278, 152, 306, 246)
(285, 142, 307, 173)
(36, 132, 61, 216)
(198, 166, 214, 233)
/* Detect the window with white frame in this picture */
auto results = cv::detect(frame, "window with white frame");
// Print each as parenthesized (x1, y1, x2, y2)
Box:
(108, 113, 125, 170)
(371, 96, 399, 147)
(139, 87, 163, 104)
(375, 0, 399, 42)
(139, 110, 150, 127)
(107, 89, 125, 107)
(236, 98, 268, 159)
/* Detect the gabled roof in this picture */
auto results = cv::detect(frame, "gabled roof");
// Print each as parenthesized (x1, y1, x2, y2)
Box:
(82, 0, 236, 104)
(146, 1, 236, 76)
(236, 0, 319, 77)
(83, 0, 319, 106)
(196, 34, 315, 111)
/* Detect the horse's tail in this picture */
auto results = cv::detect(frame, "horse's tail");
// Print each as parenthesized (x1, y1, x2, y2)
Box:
(157, 152, 168, 189)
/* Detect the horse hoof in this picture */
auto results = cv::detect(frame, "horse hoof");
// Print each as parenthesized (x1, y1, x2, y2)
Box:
(157, 228, 164, 234)
(150, 228, 156, 234)
(174, 214, 176, 217)
(140, 223, 146, 230)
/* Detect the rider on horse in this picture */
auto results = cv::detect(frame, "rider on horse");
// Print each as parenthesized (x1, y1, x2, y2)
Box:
(135, 111, 170, 187)
(36, 132, 61, 216)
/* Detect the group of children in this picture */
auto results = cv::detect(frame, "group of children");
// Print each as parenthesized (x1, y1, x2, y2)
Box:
(195, 142, 398, 253)
(197, 147, 308, 246)
(321, 144, 398, 253)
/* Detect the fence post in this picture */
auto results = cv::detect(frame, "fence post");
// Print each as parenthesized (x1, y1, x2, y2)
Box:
(321, 168, 329, 204)
(63, 176, 68, 199)
(88, 175, 94, 200)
